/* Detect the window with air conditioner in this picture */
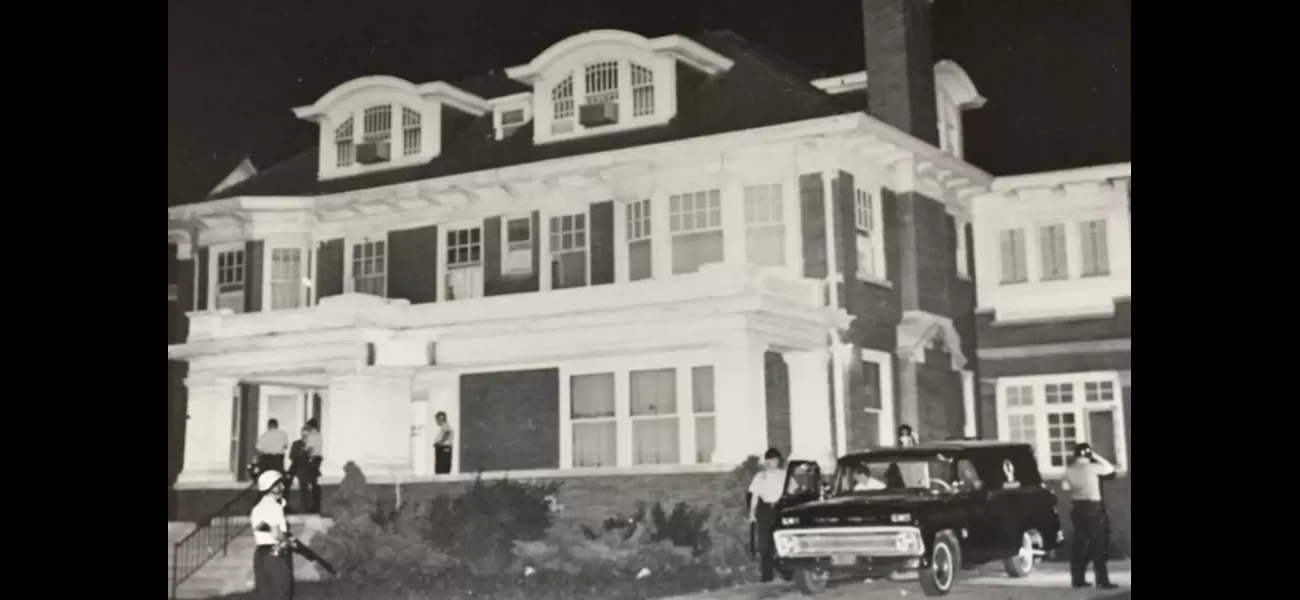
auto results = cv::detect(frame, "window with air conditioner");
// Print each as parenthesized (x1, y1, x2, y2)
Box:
(502, 216, 533, 275)
(544, 59, 658, 141)
(550, 212, 588, 290)
(445, 226, 483, 300)
(332, 103, 423, 170)
(669, 189, 724, 275)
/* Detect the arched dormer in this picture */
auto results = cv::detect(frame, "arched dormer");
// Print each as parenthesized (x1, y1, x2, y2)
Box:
(933, 60, 987, 160)
(504, 30, 733, 144)
(293, 76, 489, 180)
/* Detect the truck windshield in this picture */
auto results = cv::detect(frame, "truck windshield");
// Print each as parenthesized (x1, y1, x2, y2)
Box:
(833, 455, 959, 495)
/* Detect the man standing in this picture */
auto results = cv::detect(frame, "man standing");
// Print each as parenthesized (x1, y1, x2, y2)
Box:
(301, 419, 323, 514)
(251, 470, 294, 600)
(256, 419, 289, 475)
(1062, 443, 1120, 590)
(897, 424, 918, 447)
(747, 448, 786, 583)
(433, 412, 454, 475)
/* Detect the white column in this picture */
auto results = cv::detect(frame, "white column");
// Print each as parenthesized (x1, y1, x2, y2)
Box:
(785, 350, 835, 466)
(722, 179, 746, 266)
(961, 370, 976, 438)
(320, 369, 415, 481)
(711, 339, 769, 465)
(177, 375, 239, 485)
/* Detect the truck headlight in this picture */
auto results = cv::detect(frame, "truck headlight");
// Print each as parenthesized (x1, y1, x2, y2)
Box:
(890, 513, 912, 524)
(773, 532, 800, 557)
(781, 516, 799, 526)
(894, 531, 923, 554)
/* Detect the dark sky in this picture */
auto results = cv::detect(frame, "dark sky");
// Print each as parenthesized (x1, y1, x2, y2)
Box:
(167, 0, 1130, 178)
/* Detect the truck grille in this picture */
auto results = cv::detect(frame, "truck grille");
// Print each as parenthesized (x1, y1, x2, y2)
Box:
(773, 526, 924, 559)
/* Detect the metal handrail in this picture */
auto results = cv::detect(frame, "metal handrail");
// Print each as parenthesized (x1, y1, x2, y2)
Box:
(170, 481, 260, 599)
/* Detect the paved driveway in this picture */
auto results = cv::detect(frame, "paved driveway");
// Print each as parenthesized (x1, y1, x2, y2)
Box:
(659, 561, 1131, 600)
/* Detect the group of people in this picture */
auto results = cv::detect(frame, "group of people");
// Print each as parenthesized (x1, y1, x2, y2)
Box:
(254, 418, 324, 514)
(744, 425, 1121, 590)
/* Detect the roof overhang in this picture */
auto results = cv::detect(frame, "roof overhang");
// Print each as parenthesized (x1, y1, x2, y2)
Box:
(292, 76, 489, 123)
(505, 30, 733, 85)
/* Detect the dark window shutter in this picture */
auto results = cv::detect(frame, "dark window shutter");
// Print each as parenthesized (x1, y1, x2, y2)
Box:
(483, 216, 503, 296)
(833, 171, 858, 307)
(315, 239, 345, 303)
(175, 256, 195, 341)
(237, 383, 260, 482)
(196, 247, 210, 311)
(530, 211, 541, 281)
(387, 225, 439, 304)
(245, 240, 264, 313)
(590, 200, 615, 285)
(799, 173, 827, 279)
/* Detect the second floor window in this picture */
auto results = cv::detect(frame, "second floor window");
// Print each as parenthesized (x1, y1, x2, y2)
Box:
(351, 240, 386, 297)
(631, 63, 655, 117)
(503, 217, 533, 276)
(669, 189, 724, 275)
(401, 107, 421, 156)
(854, 189, 884, 279)
(743, 184, 785, 267)
(1080, 219, 1110, 276)
(999, 229, 1028, 284)
(1038, 223, 1068, 281)
(446, 227, 483, 301)
(626, 199, 653, 281)
(551, 77, 575, 135)
(215, 249, 245, 313)
(270, 248, 304, 310)
(550, 213, 589, 290)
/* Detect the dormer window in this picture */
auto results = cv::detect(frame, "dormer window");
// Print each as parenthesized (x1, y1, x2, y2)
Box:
(584, 60, 620, 111)
(402, 107, 422, 155)
(336, 104, 423, 167)
(334, 118, 355, 167)
(501, 109, 526, 137)
(631, 63, 655, 117)
(551, 76, 575, 135)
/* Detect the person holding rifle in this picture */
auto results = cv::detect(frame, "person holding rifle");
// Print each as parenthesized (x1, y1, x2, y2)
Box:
(251, 470, 294, 599)
(1062, 443, 1120, 590)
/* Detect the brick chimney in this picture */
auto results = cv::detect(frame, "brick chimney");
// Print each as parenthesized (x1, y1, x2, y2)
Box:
(862, 0, 939, 146)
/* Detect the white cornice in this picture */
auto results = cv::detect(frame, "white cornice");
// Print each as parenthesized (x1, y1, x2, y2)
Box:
(293, 76, 489, 122)
(506, 30, 732, 85)
(991, 163, 1131, 192)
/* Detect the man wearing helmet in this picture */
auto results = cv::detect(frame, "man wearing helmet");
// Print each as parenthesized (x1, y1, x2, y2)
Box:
(250, 470, 293, 599)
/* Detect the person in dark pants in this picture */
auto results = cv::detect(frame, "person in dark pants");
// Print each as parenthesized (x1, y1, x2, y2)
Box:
(251, 470, 294, 600)
(285, 428, 309, 513)
(747, 448, 786, 582)
(301, 419, 323, 514)
(433, 411, 454, 475)
(256, 419, 289, 475)
(1062, 443, 1120, 590)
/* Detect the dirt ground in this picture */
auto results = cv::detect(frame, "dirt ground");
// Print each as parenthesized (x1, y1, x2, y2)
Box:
(658, 561, 1132, 600)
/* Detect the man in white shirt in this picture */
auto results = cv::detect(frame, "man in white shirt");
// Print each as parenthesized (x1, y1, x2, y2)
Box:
(433, 411, 454, 475)
(255, 419, 290, 476)
(1062, 443, 1120, 590)
(748, 448, 786, 583)
(251, 470, 294, 599)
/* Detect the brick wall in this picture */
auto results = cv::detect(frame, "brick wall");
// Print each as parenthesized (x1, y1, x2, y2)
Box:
(764, 352, 792, 457)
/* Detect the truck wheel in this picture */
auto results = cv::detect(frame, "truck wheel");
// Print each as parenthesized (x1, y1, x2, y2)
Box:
(793, 567, 829, 595)
(1003, 529, 1044, 578)
(919, 531, 960, 596)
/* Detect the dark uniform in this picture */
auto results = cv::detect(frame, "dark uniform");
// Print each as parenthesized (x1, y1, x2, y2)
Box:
(1063, 443, 1120, 590)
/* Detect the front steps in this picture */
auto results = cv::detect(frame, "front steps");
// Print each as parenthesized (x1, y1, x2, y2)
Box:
(167, 516, 332, 599)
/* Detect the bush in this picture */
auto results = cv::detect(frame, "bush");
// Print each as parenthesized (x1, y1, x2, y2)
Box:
(425, 476, 561, 575)
(701, 456, 761, 572)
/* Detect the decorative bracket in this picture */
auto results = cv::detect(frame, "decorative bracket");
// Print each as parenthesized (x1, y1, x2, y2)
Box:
(894, 310, 967, 370)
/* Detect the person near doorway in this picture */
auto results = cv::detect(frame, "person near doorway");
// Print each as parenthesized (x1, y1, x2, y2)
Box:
(747, 448, 786, 583)
(286, 427, 310, 513)
(897, 424, 918, 447)
(256, 419, 289, 475)
(301, 419, 323, 514)
(251, 470, 294, 600)
(433, 412, 454, 475)
(1062, 443, 1120, 590)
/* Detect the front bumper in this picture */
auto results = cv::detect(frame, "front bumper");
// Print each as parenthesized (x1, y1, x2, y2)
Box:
(772, 526, 927, 574)
(778, 554, 927, 576)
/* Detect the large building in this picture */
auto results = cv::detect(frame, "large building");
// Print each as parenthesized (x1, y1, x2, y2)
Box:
(166, 0, 1129, 528)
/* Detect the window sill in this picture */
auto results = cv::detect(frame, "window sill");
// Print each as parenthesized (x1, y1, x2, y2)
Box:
(856, 273, 894, 290)
(999, 279, 1029, 286)
(1080, 272, 1111, 279)
(957, 273, 972, 282)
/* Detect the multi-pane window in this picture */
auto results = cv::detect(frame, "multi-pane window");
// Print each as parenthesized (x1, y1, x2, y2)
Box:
(630, 369, 679, 465)
(550, 213, 588, 290)
(270, 248, 304, 310)
(401, 107, 421, 156)
(1080, 219, 1110, 276)
(584, 61, 619, 105)
(500, 108, 526, 139)
(350, 240, 386, 297)
(626, 199, 653, 281)
(362, 105, 392, 145)
(743, 184, 785, 267)
(631, 63, 655, 117)
(999, 229, 1028, 284)
(503, 217, 533, 276)
(854, 189, 883, 279)
(571, 373, 617, 468)
(669, 189, 724, 275)
(551, 77, 574, 135)
(1039, 223, 1068, 281)
(215, 249, 245, 313)
(334, 118, 354, 167)
(446, 227, 483, 300)
(692, 366, 716, 464)
(999, 374, 1127, 474)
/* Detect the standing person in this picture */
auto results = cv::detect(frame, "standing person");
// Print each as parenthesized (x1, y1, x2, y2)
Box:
(897, 424, 918, 447)
(285, 428, 309, 513)
(251, 470, 294, 600)
(433, 412, 454, 475)
(1062, 443, 1120, 590)
(256, 419, 289, 475)
(302, 419, 323, 514)
(747, 448, 786, 583)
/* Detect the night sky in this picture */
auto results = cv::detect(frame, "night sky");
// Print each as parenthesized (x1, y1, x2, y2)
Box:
(167, 0, 1130, 179)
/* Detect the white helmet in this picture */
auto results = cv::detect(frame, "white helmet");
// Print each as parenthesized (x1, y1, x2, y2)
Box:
(257, 470, 283, 492)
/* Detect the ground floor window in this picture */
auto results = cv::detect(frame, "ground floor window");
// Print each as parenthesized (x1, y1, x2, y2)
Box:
(996, 371, 1128, 476)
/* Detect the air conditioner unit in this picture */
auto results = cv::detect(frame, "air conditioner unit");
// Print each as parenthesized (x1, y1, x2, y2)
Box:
(579, 101, 619, 127)
(356, 141, 391, 164)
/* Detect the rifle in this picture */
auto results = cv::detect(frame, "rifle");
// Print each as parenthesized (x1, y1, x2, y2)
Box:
(254, 523, 337, 576)
(745, 491, 756, 559)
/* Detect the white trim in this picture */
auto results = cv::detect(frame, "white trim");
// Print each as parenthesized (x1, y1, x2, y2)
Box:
(208, 241, 248, 313)
(994, 371, 1128, 477)
(859, 347, 896, 449)
(992, 163, 1132, 193)
(961, 370, 976, 437)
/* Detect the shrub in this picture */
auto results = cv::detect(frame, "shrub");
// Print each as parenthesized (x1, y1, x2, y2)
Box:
(425, 476, 561, 576)
(637, 501, 712, 556)
(512, 518, 694, 577)
(701, 455, 761, 572)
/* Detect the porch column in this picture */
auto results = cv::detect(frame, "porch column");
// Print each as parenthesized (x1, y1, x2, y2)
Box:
(176, 375, 239, 485)
(711, 339, 769, 465)
(320, 369, 415, 481)
(785, 349, 836, 467)
(961, 370, 976, 437)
